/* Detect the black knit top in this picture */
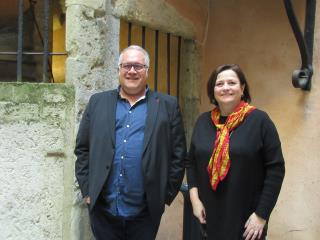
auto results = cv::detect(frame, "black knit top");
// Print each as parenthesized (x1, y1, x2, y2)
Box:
(186, 109, 285, 240)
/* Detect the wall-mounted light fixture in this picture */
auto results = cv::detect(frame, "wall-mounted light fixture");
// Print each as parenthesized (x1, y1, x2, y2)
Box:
(283, 0, 316, 91)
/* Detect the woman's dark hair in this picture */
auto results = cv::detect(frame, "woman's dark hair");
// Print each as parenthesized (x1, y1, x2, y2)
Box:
(207, 64, 252, 105)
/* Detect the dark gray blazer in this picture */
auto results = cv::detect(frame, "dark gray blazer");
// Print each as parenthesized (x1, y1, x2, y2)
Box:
(75, 89, 186, 224)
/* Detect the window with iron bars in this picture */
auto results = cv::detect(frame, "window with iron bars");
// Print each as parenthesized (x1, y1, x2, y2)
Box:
(0, 0, 66, 83)
(120, 19, 183, 100)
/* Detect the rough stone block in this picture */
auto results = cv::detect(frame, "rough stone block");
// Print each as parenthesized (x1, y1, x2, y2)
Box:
(66, 0, 105, 11)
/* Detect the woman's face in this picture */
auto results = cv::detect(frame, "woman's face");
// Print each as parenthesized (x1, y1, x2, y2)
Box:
(214, 69, 245, 107)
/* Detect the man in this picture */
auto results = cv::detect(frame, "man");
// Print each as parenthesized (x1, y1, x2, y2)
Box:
(75, 45, 186, 240)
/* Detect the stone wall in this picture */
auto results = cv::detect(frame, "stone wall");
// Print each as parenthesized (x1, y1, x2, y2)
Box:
(0, 83, 74, 240)
(65, 1, 119, 239)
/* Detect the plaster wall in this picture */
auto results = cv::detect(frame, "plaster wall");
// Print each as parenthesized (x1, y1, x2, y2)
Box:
(0, 83, 75, 240)
(164, 0, 209, 44)
(201, 0, 320, 239)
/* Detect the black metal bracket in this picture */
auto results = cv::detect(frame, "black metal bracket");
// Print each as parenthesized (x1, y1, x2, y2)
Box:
(283, 0, 316, 91)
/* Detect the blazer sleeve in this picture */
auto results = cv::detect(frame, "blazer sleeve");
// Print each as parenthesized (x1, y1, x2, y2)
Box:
(255, 114, 285, 220)
(166, 100, 187, 205)
(74, 99, 92, 198)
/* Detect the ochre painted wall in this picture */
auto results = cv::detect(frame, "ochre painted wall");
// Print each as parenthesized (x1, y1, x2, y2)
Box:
(165, 0, 209, 41)
(200, 0, 320, 239)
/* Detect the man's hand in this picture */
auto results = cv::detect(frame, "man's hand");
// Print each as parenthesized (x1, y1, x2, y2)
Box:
(84, 196, 91, 205)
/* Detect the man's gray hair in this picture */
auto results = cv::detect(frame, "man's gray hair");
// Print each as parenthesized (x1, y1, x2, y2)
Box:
(118, 45, 150, 68)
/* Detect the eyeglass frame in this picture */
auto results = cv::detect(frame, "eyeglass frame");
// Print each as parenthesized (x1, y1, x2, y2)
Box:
(119, 63, 149, 72)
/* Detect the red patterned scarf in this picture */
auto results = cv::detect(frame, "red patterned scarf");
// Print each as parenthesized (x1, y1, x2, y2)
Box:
(207, 101, 255, 190)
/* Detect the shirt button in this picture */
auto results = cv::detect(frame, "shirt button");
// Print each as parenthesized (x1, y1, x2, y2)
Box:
(129, 111, 132, 113)
(120, 174, 123, 177)
(126, 125, 130, 128)
(121, 156, 124, 159)
(123, 139, 127, 143)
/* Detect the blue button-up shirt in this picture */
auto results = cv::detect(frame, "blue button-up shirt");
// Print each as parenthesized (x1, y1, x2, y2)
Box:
(104, 92, 147, 217)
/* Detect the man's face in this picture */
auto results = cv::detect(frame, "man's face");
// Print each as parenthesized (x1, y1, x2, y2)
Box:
(118, 49, 148, 97)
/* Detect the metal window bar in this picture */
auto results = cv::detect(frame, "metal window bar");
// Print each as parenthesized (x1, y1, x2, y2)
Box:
(166, 33, 171, 95)
(128, 22, 132, 46)
(17, 0, 24, 82)
(177, 36, 181, 102)
(142, 26, 146, 48)
(30, 0, 55, 82)
(0, 52, 67, 56)
(154, 30, 159, 91)
(42, 0, 50, 82)
(0, 0, 67, 83)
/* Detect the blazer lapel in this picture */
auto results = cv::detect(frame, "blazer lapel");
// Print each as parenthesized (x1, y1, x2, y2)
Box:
(105, 90, 118, 148)
(142, 91, 159, 155)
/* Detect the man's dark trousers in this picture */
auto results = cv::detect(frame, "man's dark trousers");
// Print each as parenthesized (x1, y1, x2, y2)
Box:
(89, 196, 160, 240)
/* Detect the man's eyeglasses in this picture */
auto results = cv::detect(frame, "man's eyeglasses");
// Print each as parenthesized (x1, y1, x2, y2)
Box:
(119, 63, 148, 72)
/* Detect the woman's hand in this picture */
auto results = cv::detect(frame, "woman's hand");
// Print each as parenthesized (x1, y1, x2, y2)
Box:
(189, 187, 206, 224)
(192, 199, 207, 224)
(243, 212, 266, 240)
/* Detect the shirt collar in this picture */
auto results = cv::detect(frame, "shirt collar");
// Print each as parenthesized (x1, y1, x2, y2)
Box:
(117, 86, 149, 101)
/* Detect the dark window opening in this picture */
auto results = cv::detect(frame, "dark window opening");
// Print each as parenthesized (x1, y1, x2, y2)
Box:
(0, 0, 66, 83)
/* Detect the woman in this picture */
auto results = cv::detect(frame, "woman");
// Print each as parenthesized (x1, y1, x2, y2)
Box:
(186, 64, 285, 240)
